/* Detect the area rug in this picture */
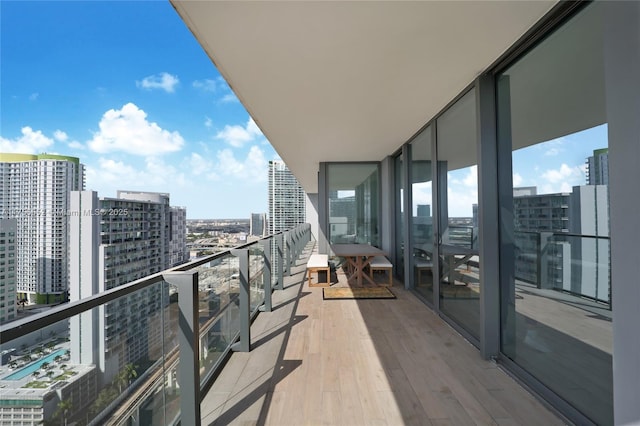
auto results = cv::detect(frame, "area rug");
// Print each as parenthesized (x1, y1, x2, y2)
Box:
(323, 287, 396, 300)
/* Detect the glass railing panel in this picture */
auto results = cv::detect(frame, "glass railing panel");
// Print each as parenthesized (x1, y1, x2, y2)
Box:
(193, 253, 241, 382)
(193, 253, 236, 320)
(132, 280, 180, 426)
(199, 297, 240, 385)
(0, 281, 176, 426)
(269, 237, 279, 288)
(249, 243, 266, 312)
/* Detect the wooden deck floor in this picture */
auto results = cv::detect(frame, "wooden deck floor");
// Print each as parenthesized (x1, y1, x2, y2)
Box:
(201, 246, 565, 425)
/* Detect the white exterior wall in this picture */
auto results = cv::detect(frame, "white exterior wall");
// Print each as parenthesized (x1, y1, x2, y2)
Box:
(0, 155, 84, 303)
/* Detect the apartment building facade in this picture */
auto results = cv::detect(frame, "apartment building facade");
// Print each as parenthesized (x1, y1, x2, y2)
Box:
(0, 153, 84, 305)
(267, 160, 306, 234)
(69, 191, 175, 384)
(170, 206, 188, 267)
(0, 219, 17, 324)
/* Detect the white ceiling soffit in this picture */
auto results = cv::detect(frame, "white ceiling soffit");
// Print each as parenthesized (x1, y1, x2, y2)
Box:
(171, 1, 557, 193)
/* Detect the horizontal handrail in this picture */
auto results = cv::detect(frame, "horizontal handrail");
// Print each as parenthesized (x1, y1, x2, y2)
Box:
(0, 230, 285, 345)
(514, 230, 610, 240)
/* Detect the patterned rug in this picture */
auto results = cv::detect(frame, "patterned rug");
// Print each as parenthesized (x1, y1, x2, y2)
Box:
(323, 287, 396, 300)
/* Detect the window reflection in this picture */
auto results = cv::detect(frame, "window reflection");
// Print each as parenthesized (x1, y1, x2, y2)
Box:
(327, 163, 380, 247)
(410, 126, 434, 303)
(436, 89, 480, 340)
(497, 3, 612, 424)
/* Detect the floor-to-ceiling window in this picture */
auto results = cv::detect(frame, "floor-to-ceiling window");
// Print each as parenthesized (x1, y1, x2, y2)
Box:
(327, 163, 380, 247)
(409, 126, 434, 303)
(436, 90, 480, 340)
(394, 153, 405, 280)
(497, 3, 612, 424)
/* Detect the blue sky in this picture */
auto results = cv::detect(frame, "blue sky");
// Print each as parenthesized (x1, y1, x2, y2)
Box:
(1, 1, 278, 219)
(1, 2, 609, 220)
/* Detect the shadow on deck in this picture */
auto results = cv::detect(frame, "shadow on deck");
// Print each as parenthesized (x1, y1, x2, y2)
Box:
(201, 244, 564, 425)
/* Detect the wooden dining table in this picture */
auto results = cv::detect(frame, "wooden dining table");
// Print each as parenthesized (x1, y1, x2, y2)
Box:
(331, 243, 387, 286)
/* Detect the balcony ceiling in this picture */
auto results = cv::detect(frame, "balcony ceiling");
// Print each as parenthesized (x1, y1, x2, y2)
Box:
(171, 1, 557, 193)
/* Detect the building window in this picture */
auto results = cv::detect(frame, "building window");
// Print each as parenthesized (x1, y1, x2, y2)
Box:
(326, 163, 380, 247)
(497, 3, 611, 424)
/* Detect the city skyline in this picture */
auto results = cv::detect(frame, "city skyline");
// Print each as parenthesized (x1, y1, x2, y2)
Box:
(0, 1, 279, 219)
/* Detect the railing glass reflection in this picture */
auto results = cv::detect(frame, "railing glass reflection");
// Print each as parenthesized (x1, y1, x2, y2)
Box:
(0, 223, 312, 426)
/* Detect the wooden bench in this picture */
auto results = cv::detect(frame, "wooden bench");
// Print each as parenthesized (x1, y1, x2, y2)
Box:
(415, 258, 433, 286)
(307, 254, 330, 287)
(369, 255, 393, 286)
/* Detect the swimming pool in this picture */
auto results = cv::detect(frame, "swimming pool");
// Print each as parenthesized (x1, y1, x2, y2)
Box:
(3, 349, 67, 381)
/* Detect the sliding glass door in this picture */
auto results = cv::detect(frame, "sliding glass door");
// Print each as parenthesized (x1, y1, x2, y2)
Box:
(409, 126, 434, 303)
(435, 89, 480, 340)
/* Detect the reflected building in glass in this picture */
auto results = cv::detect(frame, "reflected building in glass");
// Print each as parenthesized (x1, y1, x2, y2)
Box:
(250, 213, 267, 237)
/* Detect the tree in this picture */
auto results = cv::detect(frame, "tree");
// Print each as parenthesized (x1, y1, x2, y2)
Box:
(88, 386, 117, 419)
(117, 363, 138, 393)
(54, 399, 73, 426)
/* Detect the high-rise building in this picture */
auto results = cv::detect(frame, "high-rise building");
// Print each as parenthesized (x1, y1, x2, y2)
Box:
(0, 219, 17, 324)
(586, 148, 609, 186)
(0, 153, 84, 304)
(170, 206, 188, 267)
(268, 160, 305, 234)
(250, 213, 267, 237)
(69, 190, 177, 383)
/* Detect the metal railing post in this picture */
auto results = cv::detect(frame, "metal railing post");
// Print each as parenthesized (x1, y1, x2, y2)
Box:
(162, 271, 201, 426)
(285, 231, 292, 276)
(260, 239, 272, 312)
(276, 234, 284, 290)
(231, 248, 250, 352)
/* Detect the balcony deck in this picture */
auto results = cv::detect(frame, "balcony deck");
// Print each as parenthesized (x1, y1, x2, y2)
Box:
(201, 247, 565, 425)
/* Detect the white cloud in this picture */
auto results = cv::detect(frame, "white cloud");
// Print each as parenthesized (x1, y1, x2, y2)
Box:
(448, 187, 478, 218)
(539, 163, 585, 194)
(412, 181, 432, 214)
(215, 145, 267, 182)
(29, 93, 39, 101)
(0, 127, 54, 153)
(53, 130, 68, 142)
(541, 163, 583, 183)
(463, 165, 477, 188)
(204, 117, 212, 128)
(219, 93, 239, 104)
(544, 147, 560, 156)
(513, 173, 523, 187)
(215, 117, 263, 148)
(67, 141, 85, 150)
(85, 157, 186, 193)
(188, 152, 214, 176)
(193, 79, 217, 92)
(87, 103, 184, 155)
(136, 72, 179, 93)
